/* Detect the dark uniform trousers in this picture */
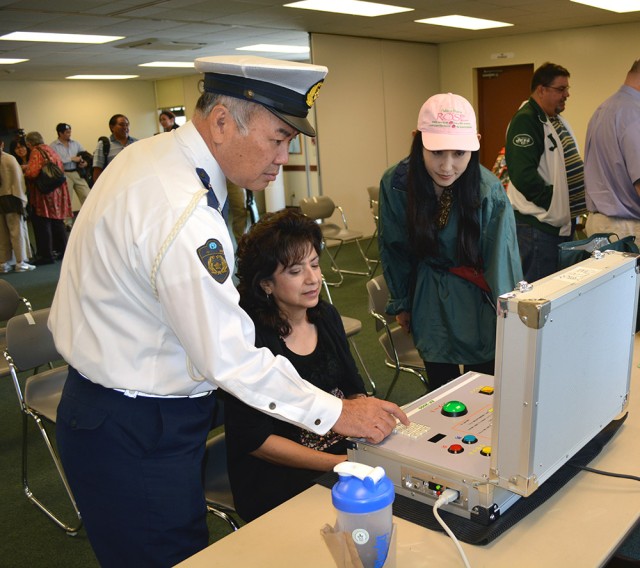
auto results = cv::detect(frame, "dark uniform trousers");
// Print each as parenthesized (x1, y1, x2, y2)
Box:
(56, 367, 217, 567)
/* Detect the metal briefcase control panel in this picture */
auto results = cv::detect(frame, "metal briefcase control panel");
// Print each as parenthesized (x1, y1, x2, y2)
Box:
(348, 250, 639, 524)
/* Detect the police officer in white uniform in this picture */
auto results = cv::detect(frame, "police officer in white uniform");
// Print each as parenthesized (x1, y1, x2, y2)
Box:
(49, 55, 408, 567)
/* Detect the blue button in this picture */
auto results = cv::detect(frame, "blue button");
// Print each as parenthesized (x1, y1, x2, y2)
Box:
(462, 435, 477, 444)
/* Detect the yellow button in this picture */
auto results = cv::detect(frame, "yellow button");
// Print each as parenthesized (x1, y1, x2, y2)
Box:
(480, 446, 492, 456)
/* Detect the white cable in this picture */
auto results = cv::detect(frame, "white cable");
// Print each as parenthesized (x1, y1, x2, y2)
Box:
(433, 489, 471, 568)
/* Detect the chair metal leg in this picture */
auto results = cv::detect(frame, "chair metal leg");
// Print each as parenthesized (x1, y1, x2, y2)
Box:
(348, 338, 376, 396)
(384, 365, 429, 400)
(324, 239, 376, 286)
(322, 245, 345, 287)
(363, 233, 380, 276)
(22, 412, 83, 535)
(207, 504, 240, 531)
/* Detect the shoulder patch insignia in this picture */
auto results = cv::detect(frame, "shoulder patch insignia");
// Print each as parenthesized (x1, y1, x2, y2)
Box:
(197, 238, 229, 284)
(512, 134, 534, 147)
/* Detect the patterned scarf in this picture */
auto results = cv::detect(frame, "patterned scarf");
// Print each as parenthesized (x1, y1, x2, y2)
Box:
(436, 186, 454, 229)
(549, 116, 586, 217)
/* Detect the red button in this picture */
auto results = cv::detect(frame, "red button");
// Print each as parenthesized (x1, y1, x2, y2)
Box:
(448, 444, 464, 454)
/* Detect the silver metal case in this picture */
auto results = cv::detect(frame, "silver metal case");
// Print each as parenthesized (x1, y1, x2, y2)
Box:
(491, 251, 639, 496)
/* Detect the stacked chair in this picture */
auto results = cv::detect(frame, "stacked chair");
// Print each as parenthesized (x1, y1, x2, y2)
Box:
(299, 195, 376, 287)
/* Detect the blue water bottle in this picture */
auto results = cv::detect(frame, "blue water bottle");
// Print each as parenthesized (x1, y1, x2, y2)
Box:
(332, 462, 395, 568)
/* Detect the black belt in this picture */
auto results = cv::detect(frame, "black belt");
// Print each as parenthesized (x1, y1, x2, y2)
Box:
(64, 169, 76, 172)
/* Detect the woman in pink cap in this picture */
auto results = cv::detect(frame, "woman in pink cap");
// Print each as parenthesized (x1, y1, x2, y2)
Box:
(378, 93, 522, 391)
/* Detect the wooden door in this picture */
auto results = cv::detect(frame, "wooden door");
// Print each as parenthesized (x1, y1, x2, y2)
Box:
(477, 64, 533, 170)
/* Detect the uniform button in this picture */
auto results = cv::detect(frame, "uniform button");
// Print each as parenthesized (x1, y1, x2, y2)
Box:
(70, 418, 77, 429)
(314, 418, 321, 425)
(269, 402, 276, 410)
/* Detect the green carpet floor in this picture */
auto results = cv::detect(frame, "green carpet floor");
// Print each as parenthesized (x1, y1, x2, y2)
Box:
(1, 240, 638, 566)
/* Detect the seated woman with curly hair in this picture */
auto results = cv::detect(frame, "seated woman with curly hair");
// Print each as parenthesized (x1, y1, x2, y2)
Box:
(222, 208, 367, 522)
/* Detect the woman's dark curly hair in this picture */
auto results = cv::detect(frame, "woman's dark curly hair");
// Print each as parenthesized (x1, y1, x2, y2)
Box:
(236, 208, 323, 337)
(406, 132, 482, 269)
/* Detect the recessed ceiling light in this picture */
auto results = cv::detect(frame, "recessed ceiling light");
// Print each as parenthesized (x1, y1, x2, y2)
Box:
(67, 75, 138, 80)
(236, 44, 310, 53)
(139, 61, 195, 68)
(415, 15, 513, 30)
(0, 32, 123, 44)
(0, 58, 28, 64)
(284, 0, 412, 17)
(570, 0, 640, 12)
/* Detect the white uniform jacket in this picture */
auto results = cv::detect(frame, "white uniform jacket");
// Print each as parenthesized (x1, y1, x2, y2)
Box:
(49, 121, 341, 435)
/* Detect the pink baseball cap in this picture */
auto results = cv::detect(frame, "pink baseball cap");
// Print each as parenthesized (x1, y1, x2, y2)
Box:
(418, 93, 480, 152)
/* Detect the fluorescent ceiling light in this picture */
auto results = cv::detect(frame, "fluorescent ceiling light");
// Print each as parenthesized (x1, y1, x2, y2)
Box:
(570, 0, 640, 12)
(67, 75, 138, 80)
(0, 58, 28, 64)
(0, 31, 123, 44)
(285, 0, 413, 17)
(236, 44, 310, 53)
(139, 61, 195, 68)
(416, 15, 513, 30)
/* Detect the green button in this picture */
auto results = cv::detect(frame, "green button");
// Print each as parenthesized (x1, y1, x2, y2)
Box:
(441, 400, 468, 417)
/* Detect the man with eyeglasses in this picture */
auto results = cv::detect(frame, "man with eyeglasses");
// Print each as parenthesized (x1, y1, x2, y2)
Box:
(92, 114, 138, 183)
(584, 59, 640, 241)
(505, 62, 586, 282)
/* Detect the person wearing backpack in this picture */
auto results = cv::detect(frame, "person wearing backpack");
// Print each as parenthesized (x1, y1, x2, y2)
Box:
(92, 114, 138, 184)
(21, 131, 72, 265)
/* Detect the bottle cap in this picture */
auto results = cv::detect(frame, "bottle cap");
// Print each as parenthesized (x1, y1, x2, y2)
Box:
(332, 462, 395, 514)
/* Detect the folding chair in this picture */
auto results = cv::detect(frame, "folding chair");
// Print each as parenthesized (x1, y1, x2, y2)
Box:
(4, 308, 82, 535)
(203, 398, 239, 532)
(299, 195, 374, 287)
(366, 275, 429, 400)
(321, 277, 376, 395)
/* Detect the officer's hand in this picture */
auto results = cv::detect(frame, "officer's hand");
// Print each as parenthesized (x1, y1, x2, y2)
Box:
(332, 397, 409, 444)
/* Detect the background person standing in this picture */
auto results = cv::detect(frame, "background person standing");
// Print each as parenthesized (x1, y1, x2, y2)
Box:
(584, 59, 640, 239)
(159, 109, 179, 132)
(0, 140, 34, 272)
(50, 123, 91, 210)
(92, 114, 138, 183)
(22, 131, 72, 265)
(505, 62, 585, 282)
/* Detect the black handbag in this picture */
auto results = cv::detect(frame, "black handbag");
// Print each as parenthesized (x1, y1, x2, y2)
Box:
(34, 147, 66, 194)
(557, 232, 639, 270)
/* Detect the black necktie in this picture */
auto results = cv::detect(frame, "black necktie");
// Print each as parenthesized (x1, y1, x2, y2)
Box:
(196, 167, 229, 222)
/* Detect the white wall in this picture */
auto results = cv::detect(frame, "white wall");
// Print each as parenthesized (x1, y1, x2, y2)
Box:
(1, 80, 157, 151)
(311, 34, 439, 235)
(438, 21, 640, 152)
